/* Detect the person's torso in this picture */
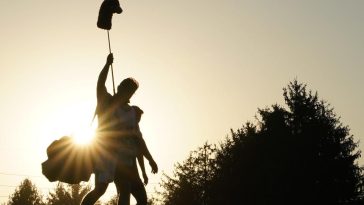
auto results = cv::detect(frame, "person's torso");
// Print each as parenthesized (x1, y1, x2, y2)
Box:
(97, 96, 140, 156)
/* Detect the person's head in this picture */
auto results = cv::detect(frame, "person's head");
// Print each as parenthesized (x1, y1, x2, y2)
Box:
(116, 78, 139, 103)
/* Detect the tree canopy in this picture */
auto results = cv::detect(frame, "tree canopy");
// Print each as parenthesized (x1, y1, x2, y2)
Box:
(157, 80, 364, 205)
(4, 180, 97, 205)
(46, 183, 91, 205)
(7, 179, 44, 205)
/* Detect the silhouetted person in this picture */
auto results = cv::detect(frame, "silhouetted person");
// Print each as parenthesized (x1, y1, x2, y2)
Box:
(114, 105, 158, 205)
(81, 54, 157, 205)
(132, 106, 158, 185)
(133, 106, 150, 185)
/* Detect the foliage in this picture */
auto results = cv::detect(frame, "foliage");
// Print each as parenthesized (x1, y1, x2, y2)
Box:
(3, 179, 109, 205)
(156, 143, 216, 205)
(7, 178, 45, 205)
(104, 195, 118, 205)
(46, 182, 90, 205)
(147, 198, 158, 205)
(158, 80, 364, 205)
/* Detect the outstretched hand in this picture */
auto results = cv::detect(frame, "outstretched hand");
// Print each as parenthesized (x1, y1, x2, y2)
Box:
(106, 53, 113, 65)
(149, 160, 158, 174)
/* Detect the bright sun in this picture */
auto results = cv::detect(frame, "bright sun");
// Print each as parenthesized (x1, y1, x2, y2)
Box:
(72, 125, 96, 145)
(43, 101, 98, 146)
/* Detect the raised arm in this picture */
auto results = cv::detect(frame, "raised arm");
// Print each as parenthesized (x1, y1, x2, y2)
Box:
(97, 53, 113, 100)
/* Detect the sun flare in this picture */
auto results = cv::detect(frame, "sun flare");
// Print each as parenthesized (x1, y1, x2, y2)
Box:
(72, 125, 96, 145)
(42, 101, 99, 146)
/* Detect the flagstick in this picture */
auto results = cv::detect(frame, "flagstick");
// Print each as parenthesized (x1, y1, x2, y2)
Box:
(107, 30, 116, 95)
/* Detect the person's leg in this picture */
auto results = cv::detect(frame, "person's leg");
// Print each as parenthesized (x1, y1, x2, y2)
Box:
(81, 181, 108, 205)
(115, 173, 132, 205)
(130, 177, 147, 205)
(117, 182, 131, 205)
(119, 159, 147, 205)
(115, 162, 131, 205)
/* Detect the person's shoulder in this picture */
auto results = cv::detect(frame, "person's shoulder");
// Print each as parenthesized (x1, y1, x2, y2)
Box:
(97, 93, 113, 111)
(98, 88, 112, 100)
(131, 105, 140, 110)
(131, 105, 143, 115)
(106, 92, 113, 99)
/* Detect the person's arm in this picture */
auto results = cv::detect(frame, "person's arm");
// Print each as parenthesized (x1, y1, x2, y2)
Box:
(97, 53, 113, 101)
(138, 136, 158, 174)
(137, 154, 148, 185)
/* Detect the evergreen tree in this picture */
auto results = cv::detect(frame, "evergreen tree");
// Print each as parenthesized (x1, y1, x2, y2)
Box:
(158, 80, 364, 205)
(209, 80, 364, 204)
(46, 182, 90, 205)
(158, 143, 217, 205)
(281, 80, 363, 203)
(7, 178, 45, 205)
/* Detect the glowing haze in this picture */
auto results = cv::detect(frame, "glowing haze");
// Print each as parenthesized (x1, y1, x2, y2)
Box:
(0, 0, 363, 203)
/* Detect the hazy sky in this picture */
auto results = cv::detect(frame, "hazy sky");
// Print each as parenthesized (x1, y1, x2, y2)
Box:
(0, 0, 363, 203)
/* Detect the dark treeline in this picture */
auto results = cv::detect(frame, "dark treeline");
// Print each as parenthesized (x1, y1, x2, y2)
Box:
(1, 179, 111, 205)
(153, 80, 364, 205)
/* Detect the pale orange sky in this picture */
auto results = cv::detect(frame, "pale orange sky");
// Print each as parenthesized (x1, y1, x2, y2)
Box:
(0, 0, 363, 203)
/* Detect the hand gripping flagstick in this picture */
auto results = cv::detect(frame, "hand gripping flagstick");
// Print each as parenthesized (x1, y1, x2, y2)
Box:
(97, 0, 123, 95)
